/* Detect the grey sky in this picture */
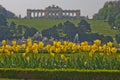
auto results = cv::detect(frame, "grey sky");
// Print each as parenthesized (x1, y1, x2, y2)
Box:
(0, 0, 115, 18)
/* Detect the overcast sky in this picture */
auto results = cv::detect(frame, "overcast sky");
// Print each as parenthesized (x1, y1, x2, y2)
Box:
(0, 0, 116, 18)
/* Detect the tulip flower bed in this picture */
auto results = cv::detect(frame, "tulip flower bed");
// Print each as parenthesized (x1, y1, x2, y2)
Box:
(0, 38, 120, 79)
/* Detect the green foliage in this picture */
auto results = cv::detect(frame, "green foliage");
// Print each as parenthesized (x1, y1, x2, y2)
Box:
(0, 14, 7, 26)
(77, 19, 91, 33)
(93, 0, 120, 30)
(93, 1, 120, 20)
(0, 53, 120, 69)
(0, 5, 16, 19)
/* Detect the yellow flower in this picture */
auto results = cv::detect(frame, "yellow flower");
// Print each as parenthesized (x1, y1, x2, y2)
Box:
(111, 47, 117, 54)
(26, 56, 30, 61)
(2, 40, 6, 45)
(118, 55, 120, 58)
(50, 46, 55, 53)
(94, 39, 101, 46)
(22, 53, 26, 57)
(55, 48, 61, 53)
(63, 47, 67, 52)
(99, 53, 104, 56)
(89, 50, 95, 58)
(84, 61, 87, 65)
(50, 52, 55, 57)
(61, 54, 65, 60)
(27, 38, 32, 43)
(33, 49, 38, 54)
(11, 51, 14, 55)
(5, 45, 11, 51)
(63, 41, 67, 46)
(99, 46, 103, 52)
(64, 57, 69, 62)
(107, 42, 113, 47)
(38, 41, 44, 49)
(6, 52, 11, 56)
(21, 44, 26, 49)
(45, 44, 51, 52)
(106, 47, 111, 54)
(53, 41, 57, 46)
(12, 40, 17, 46)
(28, 42, 32, 48)
(56, 41, 61, 47)
(5, 49, 10, 56)
(91, 44, 98, 51)
(25, 48, 30, 53)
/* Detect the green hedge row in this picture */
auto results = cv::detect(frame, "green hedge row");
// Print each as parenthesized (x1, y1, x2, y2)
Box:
(0, 68, 120, 80)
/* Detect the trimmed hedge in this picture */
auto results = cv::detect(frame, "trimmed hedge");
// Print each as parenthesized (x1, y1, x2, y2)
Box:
(0, 68, 120, 80)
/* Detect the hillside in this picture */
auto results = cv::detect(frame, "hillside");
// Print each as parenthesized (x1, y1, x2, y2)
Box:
(8, 19, 120, 38)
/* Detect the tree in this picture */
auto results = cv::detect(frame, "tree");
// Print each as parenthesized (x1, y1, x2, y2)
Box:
(63, 21, 76, 41)
(42, 25, 59, 40)
(0, 14, 7, 26)
(0, 27, 12, 40)
(24, 27, 38, 39)
(0, 5, 16, 19)
(115, 34, 120, 44)
(108, 17, 115, 27)
(115, 14, 120, 30)
(93, 0, 120, 20)
(77, 20, 91, 33)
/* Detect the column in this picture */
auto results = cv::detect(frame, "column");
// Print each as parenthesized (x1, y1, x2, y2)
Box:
(27, 9, 31, 19)
(76, 10, 80, 19)
(37, 12, 39, 18)
(33, 12, 35, 18)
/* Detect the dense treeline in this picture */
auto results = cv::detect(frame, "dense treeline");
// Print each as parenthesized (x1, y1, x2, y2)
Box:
(0, 12, 38, 41)
(0, 5, 16, 19)
(42, 20, 113, 44)
(93, 0, 120, 30)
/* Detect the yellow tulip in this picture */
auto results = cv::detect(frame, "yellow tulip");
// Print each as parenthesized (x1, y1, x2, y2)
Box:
(107, 42, 113, 48)
(94, 39, 101, 46)
(55, 48, 61, 53)
(33, 49, 38, 54)
(61, 54, 65, 60)
(50, 52, 55, 57)
(99, 53, 104, 56)
(38, 41, 44, 49)
(12, 40, 17, 46)
(84, 61, 87, 65)
(2, 40, 6, 45)
(26, 56, 30, 61)
(6, 52, 11, 56)
(64, 57, 69, 62)
(63, 41, 67, 46)
(21, 44, 26, 49)
(22, 53, 26, 57)
(111, 47, 117, 54)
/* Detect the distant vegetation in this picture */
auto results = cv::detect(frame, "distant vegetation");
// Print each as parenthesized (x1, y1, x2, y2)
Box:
(41, 20, 113, 44)
(0, 7, 38, 41)
(0, 5, 16, 19)
(93, 0, 120, 30)
(8, 19, 120, 38)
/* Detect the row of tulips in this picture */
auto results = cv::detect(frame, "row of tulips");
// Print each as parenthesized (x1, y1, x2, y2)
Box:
(0, 38, 117, 55)
(0, 38, 119, 69)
